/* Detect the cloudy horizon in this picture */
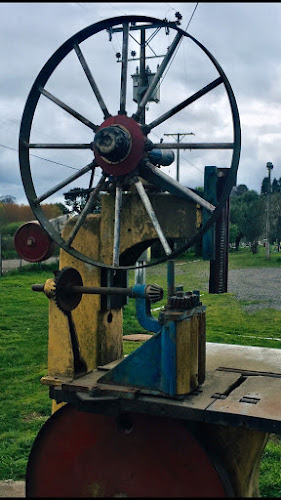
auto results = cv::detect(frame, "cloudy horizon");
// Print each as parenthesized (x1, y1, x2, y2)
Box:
(1, 2, 281, 206)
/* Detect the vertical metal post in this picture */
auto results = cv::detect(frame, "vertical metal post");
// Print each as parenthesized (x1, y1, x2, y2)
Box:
(266, 162, 273, 260)
(139, 28, 146, 125)
(135, 261, 146, 285)
(167, 259, 175, 298)
(0, 232, 2, 277)
(176, 134, 180, 182)
(164, 132, 194, 183)
(119, 22, 129, 115)
(134, 249, 148, 285)
(207, 168, 230, 294)
(202, 166, 217, 261)
(113, 183, 122, 267)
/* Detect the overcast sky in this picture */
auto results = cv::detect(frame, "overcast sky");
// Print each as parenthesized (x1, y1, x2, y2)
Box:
(1, 2, 281, 206)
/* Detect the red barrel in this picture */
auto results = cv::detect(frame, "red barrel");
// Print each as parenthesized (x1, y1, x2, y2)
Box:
(14, 222, 57, 262)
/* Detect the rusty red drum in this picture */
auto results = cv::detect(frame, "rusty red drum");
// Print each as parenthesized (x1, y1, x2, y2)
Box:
(14, 222, 57, 262)
(26, 405, 231, 498)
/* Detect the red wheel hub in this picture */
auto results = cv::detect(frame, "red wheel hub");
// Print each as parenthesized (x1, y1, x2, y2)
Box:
(92, 115, 145, 176)
(26, 405, 230, 497)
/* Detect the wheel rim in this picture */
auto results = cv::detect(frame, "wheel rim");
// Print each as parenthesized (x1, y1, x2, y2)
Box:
(19, 15, 241, 270)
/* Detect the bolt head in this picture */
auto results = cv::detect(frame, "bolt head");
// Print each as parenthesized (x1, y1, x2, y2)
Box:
(26, 236, 35, 247)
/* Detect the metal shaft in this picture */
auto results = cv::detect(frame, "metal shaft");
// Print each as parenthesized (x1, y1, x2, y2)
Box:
(32, 283, 163, 301)
(32, 284, 135, 296)
(113, 183, 123, 267)
(119, 22, 129, 114)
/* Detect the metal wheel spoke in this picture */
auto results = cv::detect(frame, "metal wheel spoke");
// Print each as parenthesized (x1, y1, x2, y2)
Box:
(113, 183, 123, 267)
(134, 177, 172, 256)
(27, 143, 92, 149)
(150, 142, 234, 150)
(86, 165, 96, 202)
(65, 174, 107, 247)
(39, 87, 99, 132)
(140, 161, 215, 212)
(144, 76, 223, 133)
(119, 22, 129, 114)
(35, 161, 96, 204)
(73, 43, 110, 120)
(133, 31, 183, 122)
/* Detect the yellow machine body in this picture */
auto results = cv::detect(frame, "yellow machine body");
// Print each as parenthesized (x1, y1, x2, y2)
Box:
(42, 192, 197, 384)
(38, 192, 269, 497)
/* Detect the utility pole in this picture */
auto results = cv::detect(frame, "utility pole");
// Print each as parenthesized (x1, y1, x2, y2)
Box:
(0, 232, 2, 277)
(266, 161, 274, 260)
(163, 132, 195, 182)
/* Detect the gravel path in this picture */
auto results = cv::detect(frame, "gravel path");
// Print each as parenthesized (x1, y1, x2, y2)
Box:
(1, 256, 58, 274)
(228, 267, 281, 311)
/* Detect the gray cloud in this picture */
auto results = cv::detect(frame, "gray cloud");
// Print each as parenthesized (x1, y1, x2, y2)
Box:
(1, 2, 281, 206)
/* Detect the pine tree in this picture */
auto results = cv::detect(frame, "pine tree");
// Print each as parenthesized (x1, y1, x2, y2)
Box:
(261, 176, 270, 195)
(272, 177, 279, 193)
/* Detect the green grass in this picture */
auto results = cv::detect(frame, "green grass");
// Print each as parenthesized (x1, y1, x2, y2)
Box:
(259, 437, 281, 497)
(228, 244, 281, 268)
(0, 268, 53, 479)
(1, 251, 281, 495)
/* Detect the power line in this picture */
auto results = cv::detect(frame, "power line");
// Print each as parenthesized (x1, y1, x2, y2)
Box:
(185, 3, 199, 31)
(165, 3, 177, 12)
(180, 154, 204, 174)
(106, 3, 127, 15)
(150, 130, 203, 174)
(154, 3, 199, 95)
(0, 142, 81, 171)
(74, 3, 103, 18)
(164, 132, 196, 181)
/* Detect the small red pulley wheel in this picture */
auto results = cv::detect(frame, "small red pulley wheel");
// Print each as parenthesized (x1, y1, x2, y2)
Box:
(26, 405, 231, 497)
(14, 222, 56, 262)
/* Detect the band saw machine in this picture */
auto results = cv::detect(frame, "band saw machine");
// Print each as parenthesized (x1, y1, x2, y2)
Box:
(15, 14, 281, 498)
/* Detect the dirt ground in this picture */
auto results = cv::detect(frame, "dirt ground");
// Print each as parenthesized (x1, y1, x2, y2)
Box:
(0, 480, 25, 498)
(2, 266, 281, 497)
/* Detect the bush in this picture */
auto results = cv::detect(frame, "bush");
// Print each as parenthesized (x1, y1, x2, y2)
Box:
(0, 222, 25, 259)
(1, 221, 24, 235)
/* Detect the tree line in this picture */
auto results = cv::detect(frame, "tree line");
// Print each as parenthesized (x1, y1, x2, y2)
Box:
(230, 176, 281, 253)
(1, 173, 279, 260)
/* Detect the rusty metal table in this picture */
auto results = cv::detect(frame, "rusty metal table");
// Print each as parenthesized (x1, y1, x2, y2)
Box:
(46, 343, 281, 434)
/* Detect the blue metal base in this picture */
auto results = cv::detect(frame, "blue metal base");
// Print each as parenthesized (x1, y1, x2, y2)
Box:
(97, 332, 163, 394)
(97, 319, 178, 397)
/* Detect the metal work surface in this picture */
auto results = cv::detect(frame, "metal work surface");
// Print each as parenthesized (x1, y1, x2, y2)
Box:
(49, 342, 281, 434)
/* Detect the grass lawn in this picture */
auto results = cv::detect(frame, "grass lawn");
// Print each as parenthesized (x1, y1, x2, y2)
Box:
(0, 249, 281, 496)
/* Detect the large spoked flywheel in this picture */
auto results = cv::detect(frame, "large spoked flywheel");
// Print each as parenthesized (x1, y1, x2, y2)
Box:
(19, 15, 241, 270)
